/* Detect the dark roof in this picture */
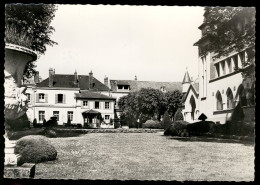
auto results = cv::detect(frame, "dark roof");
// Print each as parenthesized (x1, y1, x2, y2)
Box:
(37, 74, 109, 91)
(182, 71, 191, 84)
(75, 91, 116, 100)
(110, 80, 182, 92)
(82, 109, 101, 115)
(183, 83, 199, 102)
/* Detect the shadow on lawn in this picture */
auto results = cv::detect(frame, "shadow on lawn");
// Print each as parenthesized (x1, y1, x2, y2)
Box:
(167, 136, 254, 146)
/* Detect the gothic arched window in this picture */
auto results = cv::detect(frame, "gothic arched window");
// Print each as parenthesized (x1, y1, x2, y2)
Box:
(216, 91, 223, 110)
(226, 88, 234, 109)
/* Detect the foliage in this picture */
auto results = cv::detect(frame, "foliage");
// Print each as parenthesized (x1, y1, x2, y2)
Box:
(14, 135, 57, 164)
(118, 88, 183, 128)
(5, 114, 31, 131)
(43, 118, 47, 126)
(33, 118, 37, 127)
(5, 4, 58, 78)
(161, 111, 172, 130)
(66, 117, 72, 127)
(165, 90, 183, 119)
(200, 7, 255, 79)
(44, 117, 58, 127)
(138, 88, 167, 119)
(41, 128, 57, 138)
(114, 118, 121, 128)
(142, 119, 162, 129)
(186, 121, 215, 136)
(173, 108, 184, 122)
(164, 121, 190, 137)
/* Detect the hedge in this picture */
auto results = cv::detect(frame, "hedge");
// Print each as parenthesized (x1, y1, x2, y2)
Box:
(14, 135, 57, 165)
(142, 119, 162, 129)
(164, 120, 190, 137)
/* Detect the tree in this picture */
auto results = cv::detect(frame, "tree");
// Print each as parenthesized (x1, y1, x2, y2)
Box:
(162, 111, 172, 130)
(5, 4, 58, 78)
(138, 88, 167, 120)
(165, 90, 183, 120)
(200, 7, 255, 81)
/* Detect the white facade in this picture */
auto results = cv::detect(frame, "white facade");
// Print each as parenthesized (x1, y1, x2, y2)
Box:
(183, 49, 253, 124)
(26, 87, 115, 128)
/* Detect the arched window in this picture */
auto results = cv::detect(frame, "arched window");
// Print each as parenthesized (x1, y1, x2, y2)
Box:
(226, 88, 234, 109)
(216, 91, 223, 110)
(236, 84, 247, 107)
(190, 95, 196, 120)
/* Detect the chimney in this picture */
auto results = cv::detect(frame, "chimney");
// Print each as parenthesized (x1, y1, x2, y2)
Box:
(49, 68, 54, 87)
(34, 71, 40, 84)
(104, 76, 109, 87)
(89, 70, 93, 89)
(74, 70, 78, 85)
(135, 75, 137, 81)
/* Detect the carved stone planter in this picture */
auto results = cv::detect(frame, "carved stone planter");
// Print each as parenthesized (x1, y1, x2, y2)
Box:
(4, 43, 37, 178)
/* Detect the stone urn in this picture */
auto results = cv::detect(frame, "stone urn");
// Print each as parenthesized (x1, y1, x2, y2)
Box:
(4, 43, 37, 166)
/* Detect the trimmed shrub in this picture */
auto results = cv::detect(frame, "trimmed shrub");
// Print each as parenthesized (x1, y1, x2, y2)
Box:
(164, 120, 190, 136)
(142, 119, 162, 129)
(162, 111, 173, 130)
(33, 118, 37, 128)
(43, 119, 47, 126)
(77, 124, 82, 129)
(174, 109, 184, 122)
(42, 128, 57, 138)
(14, 135, 57, 165)
(186, 121, 215, 136)
(65, 118, 71, 127)
(44, 117, 58, 127)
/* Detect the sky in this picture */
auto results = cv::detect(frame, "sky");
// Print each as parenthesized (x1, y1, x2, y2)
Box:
(36, 5, 204, 83)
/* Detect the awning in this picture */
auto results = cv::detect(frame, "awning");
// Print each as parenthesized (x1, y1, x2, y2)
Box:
(82, 109, 101, 115)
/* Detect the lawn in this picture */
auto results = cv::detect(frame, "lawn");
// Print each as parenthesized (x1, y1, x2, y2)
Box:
(34, 132, 254, 181)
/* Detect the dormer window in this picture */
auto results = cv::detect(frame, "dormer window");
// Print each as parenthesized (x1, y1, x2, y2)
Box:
(117, 85, 130, 90)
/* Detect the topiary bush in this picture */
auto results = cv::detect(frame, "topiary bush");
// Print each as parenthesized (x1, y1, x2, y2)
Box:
(41, 128, 57, 138)
(174, 109, 184, 122)
(33, 118, 37, 128)
(142, 119, 162, 129)
(164, 120, 190, 137)
(161, 111, 173, 130)
(186, 121, 215, 136)
(14, 135, 57, 165)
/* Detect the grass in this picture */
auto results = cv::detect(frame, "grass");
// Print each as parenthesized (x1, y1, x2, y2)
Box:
(33, 132, 254, 181)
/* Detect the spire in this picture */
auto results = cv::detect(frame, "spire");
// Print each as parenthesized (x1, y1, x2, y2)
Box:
(182, 68, 191, 84)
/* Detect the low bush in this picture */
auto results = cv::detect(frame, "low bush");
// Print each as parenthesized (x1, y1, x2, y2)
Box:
(77, 124, 82, 128)
(164, 120, 190, 137)
(186, 121, 215, 136)
(33, 118, 37, 128)
(142, 119, 162, 129)
(114, 118, 121, 128)
(14, 135, 57, 165)
(41, 128, 57, 138)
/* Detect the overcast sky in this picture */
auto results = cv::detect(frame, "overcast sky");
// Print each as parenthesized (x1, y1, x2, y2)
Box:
(36, 5, 204, 83)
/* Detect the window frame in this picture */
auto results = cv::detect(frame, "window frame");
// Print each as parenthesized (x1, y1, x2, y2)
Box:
(95, 101, 100, 109)
(67, 111, 73, 121)
(39, 111, 45, 122)
(57, 94, 63, 103)
(53, 111, 59, 121)
(105, 102, 110, 109)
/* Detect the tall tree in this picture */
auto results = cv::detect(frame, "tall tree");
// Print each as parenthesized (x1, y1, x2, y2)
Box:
(5, 4, 58, 78)
(165, 90, 183, 120)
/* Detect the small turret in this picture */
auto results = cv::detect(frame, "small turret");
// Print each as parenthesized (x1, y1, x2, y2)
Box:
(182, 69, 191, 94)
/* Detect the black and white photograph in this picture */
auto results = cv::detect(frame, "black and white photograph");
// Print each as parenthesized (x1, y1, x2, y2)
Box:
(3, 4, 255, 181)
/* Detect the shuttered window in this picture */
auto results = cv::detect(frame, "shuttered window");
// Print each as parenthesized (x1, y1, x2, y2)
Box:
(56, 94, 66, 104)
(105, 102, 110, 109)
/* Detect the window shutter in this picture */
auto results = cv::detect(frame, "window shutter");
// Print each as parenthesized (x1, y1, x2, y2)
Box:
(36, 93, 39, 103)
(45, 94, 48, 103)
(55, 94, 58, 104)
(81, 101, 83, 108)
(63, 94, 66, 104)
